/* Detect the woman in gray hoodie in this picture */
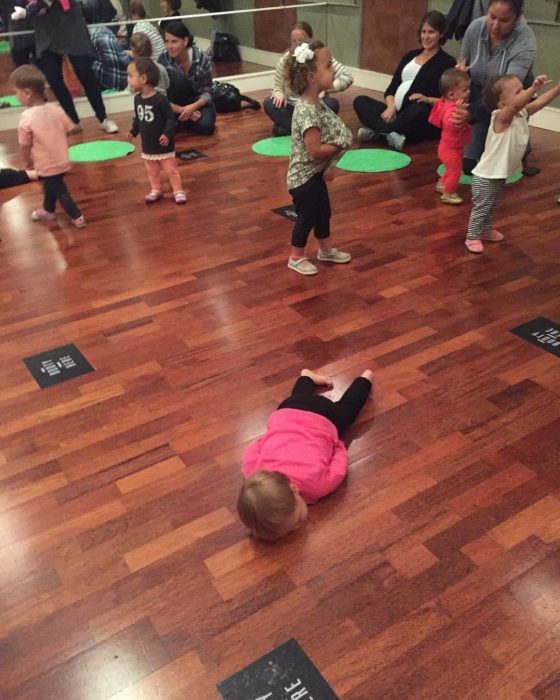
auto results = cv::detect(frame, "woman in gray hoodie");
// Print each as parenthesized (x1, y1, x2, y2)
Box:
(459, 0, 536, 174)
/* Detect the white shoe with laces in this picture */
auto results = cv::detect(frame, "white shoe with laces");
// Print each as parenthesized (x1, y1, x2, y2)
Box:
(101, 118, 119, 134)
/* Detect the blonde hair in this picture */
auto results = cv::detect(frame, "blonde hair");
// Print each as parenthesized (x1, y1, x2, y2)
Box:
(483, 74, 517, 111)
(130, 32, 153, 58)
(11, 64, 46, 97)
(237, 471, 297, 541)
(284, 40, 325, 96)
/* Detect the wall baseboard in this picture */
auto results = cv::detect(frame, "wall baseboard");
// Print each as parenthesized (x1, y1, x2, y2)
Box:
(0, 45, 558, 133)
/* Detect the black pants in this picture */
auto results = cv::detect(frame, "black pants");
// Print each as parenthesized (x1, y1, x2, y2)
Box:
(263, 95, 339, 134)
(11, 44, 36, 67)
(39, 50, 107, 124)
(353, 95, 440, 143)
(289, 173, 331, 248)
(278, 375, 371, 437)
(42, 174, 81, 219)
(0, 168, 31, 189)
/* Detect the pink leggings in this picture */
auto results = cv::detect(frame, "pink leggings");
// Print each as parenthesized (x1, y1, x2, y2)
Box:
(438, 143, 463, 194)
(143, 156, 183, 193)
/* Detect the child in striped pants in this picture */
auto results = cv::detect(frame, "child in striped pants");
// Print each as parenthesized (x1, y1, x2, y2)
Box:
(466, 74, 560, 254)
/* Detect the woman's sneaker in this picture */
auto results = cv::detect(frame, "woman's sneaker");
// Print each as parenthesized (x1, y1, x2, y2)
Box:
(386, 131, 406, 151)
(31, 209, 56, 221)
(441, 192, 463, 205)
(101, 118, 119, 134)
(317, 248, 351, 263)
(358, 127, 381, 144)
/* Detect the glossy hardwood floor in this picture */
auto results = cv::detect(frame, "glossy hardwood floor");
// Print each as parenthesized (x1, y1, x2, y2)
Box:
(1, 87, 560, 699)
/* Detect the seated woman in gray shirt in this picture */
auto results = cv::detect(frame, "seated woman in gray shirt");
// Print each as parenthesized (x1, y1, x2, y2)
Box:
(263, 21, 354, 137)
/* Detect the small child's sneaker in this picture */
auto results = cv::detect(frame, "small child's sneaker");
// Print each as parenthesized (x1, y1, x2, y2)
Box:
(73, 215, 86, 229)
(288, 256, 318, 276)
(31, 209, 56, 221)
(435, 179, 444, 194)
(441, 192, 463, 205)
(145, 189, 163, 203)
(317, 247, 352, 264)
(173, 191, 187, 205)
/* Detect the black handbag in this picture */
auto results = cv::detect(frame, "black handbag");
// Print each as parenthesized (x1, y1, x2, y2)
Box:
(212, 32, 241, 62)
(212, 82, 261, 113)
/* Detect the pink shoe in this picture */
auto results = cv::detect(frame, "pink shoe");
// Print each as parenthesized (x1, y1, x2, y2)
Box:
(73, 215, 86, 229)
(465, 239, 483, 254)
(31, 209, 56, 222)
(144, 189, 163, 203)
(173, 191, 187, 205)
(481, 229, 504, 242)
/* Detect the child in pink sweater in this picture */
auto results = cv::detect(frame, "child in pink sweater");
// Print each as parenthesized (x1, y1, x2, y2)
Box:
(428, 68, 472, 205)
(238, 368, 373, 541)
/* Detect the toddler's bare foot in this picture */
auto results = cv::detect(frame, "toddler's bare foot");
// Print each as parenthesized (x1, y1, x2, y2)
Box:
(301, 369, 333, 387)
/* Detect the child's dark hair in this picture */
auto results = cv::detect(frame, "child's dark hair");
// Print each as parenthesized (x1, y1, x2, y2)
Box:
(489, 0, 524, 19)
(166, 0, 182, 11)
(439, 68, 469, 97)
(483, 74, 516, 111)
(133, 57, 160, 87)
(130, 32, 153, 58)
(284, 40, 325, 96)
(129, 0, 148, 18)
(292, 20, 313, 38)
(11, 64, 46, 97)
(418, 10, 447, 45)
(237, 471, 297, 541)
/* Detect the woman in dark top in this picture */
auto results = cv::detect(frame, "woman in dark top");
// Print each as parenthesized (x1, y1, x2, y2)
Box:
(158, 0, 181, 35)
(158, 21, 216, 135)
(31, 0, 118, 132)
(353, 10, 455, 151)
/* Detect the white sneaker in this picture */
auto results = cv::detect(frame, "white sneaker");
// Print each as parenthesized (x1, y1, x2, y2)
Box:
(69, 123, 83, 135)
(317, 248, 351, 264)
(386, 131, 406, 152)
(101, 118, 119, 134)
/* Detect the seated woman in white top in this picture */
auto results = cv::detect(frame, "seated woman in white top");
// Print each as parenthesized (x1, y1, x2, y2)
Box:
(353, 10, 455, 151)
(263, 21, 354, 136)
(129, 1, 166, 59)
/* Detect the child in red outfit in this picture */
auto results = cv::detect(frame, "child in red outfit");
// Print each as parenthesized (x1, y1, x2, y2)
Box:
(238, 368, 373, 541)
(429, 68, 471, 205)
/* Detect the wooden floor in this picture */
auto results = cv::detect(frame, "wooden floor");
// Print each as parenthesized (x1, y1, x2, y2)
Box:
(1, 87, 560, 699)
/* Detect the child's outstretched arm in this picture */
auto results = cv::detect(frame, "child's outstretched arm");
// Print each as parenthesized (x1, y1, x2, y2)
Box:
(303, 127, 341, 162)
(495, 75, 551, 130)
(526, 82, 560, 117)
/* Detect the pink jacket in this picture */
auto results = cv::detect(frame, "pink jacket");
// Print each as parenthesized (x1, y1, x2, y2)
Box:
(429, 98, 472, 150)
(241, 408, 348, 504)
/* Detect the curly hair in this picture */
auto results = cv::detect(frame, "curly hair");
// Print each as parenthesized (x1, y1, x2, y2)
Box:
(237, 471, 297, 541)
(483, 74, 517, 111)
(284, 40, 325, 96)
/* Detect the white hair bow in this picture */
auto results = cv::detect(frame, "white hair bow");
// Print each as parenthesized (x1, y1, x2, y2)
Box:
(293, 43, 314, 64)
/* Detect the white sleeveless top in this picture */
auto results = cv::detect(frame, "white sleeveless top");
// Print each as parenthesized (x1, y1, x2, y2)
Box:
(472, 109, 529, 180)
(394, 58, 421, 111)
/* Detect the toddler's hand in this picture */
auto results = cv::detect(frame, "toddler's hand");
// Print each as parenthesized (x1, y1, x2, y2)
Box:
(532, 75, 551, 91)
(159, 134, 169, 146)
(127, 131, 135, 140)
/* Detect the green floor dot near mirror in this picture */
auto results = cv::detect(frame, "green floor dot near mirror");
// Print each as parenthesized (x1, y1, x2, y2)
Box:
(437, 164, 523, 185)
(69, 140, 135, 163)
(0, 95, 23, 107)
(336, 148, 411, 173)
(252, 136, 291, 157)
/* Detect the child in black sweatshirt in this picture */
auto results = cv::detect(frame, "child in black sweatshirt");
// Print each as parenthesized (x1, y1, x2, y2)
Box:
(128, 57, 186, 204)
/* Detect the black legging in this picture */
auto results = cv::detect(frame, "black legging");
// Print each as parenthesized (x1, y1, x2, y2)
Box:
(39, 50, 107, 124)
(42, 174, 81, 219)
(353, 96, 440, 143)
(278, 375, 371, 436)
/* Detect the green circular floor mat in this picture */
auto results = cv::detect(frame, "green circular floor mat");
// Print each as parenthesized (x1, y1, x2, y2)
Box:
(0, 95, 22, 107)
(437, 164, 523, 185)
(336, 148, 411, 173)
(69, 140, 135, 163)
(252, 136, 291, 157)
(0, 41, 10, 54)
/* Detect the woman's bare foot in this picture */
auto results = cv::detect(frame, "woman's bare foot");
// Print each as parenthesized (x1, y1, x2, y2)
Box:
(362, 369, 374, 396)
(301, 369, 333, 387)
